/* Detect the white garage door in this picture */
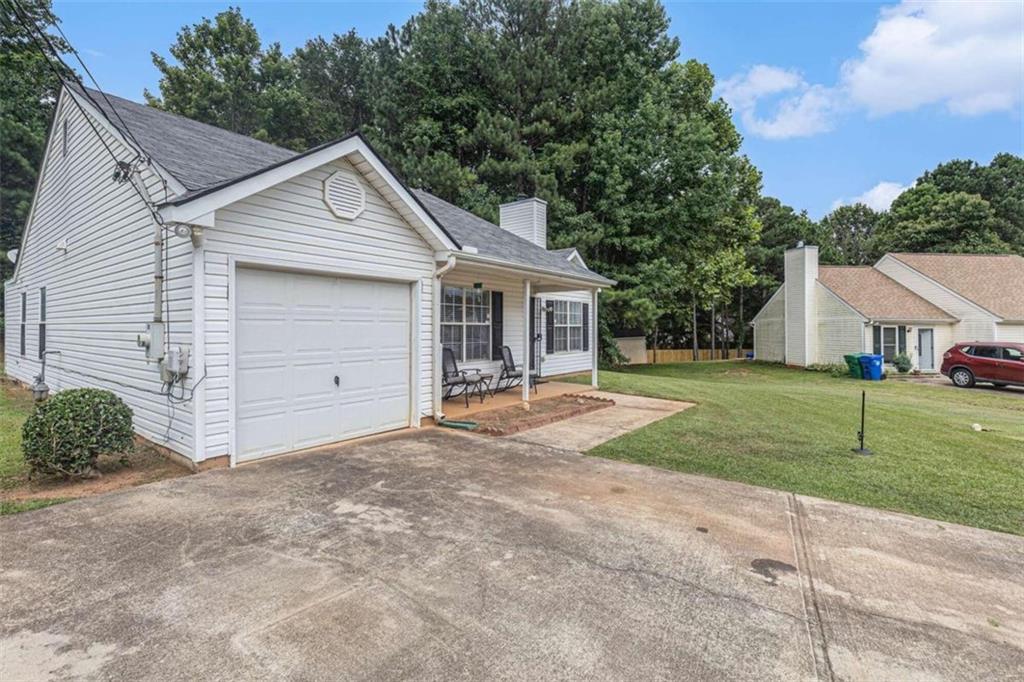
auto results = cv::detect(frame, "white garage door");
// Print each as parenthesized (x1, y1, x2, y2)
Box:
(235, 268, 411, 462)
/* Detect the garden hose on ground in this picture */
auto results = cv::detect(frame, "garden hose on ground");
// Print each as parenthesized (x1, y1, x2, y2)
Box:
(438, 419, 479, 431)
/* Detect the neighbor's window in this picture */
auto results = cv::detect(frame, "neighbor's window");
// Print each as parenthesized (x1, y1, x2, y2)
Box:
(38, 287, 46, 359)
(552, 300, 584, 352)
(19, 292, 26, 356)
(873, 325, 906, 362)
(441, 286, 491, 362)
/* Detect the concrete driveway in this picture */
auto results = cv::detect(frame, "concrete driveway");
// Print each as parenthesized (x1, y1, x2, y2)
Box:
(2, 430, 1022, 681)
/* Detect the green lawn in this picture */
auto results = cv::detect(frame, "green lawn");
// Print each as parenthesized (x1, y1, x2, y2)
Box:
(572, 362, 1024, 535)
(1, 380, 34, 488)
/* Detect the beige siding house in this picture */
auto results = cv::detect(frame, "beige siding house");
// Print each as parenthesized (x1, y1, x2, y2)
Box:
(751, 245, 1024, 372)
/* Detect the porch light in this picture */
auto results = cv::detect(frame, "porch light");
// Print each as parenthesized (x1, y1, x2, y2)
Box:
(473, 282, 483, 289)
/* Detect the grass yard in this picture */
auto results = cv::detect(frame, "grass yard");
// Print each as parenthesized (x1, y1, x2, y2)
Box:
(571, 362, 1024, 535)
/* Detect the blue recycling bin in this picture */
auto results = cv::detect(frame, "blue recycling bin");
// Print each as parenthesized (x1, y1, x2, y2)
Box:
(858, 354, 883, 381)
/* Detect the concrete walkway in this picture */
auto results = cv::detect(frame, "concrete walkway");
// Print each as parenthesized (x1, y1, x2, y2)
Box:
(508, 391, 693, 451)
(2, 430, 1022, 680)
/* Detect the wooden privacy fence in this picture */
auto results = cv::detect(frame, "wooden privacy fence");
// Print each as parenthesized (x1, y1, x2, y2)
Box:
(646, 348, 752, 364)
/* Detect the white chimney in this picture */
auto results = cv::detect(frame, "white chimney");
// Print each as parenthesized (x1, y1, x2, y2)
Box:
(784, 244, 818, 367)
(499, 196, 547, 248)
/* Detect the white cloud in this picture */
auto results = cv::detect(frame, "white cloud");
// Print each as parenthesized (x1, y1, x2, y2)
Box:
(840, 0, 1024, 116)
(717, 66, 839, 140)
(718, 1, 1023, 139)
(831, 181, 910, 212)
(81, 48, 106, 58)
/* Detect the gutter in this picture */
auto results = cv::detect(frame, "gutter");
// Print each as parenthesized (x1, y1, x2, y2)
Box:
(432, 255, 457, 422)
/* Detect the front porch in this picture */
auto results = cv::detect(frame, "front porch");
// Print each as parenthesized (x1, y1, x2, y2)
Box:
(432, 256, 602, 419)
(443, 380, 586, 420)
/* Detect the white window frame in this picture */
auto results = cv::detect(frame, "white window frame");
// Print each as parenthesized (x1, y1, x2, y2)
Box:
(441, 286, 491, 363)
(552, 300, 584, 353)
(878, 324, 906, 363)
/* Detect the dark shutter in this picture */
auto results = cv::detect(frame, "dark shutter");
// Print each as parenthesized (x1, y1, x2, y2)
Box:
(897, 326, 906, 355)
(490, 291, 503, 360)
(38, 287, 46, 359)
(19, 292, 26, 356)
(582, 303, 590, 352)
(545, 301, 555, 354)
(872, 326, 881, 355)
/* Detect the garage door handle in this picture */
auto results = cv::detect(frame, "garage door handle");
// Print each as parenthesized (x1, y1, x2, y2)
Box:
(334, 375, 340, 386)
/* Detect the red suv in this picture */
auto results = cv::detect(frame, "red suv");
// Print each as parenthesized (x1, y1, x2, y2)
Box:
(941, 342, 1024, 388)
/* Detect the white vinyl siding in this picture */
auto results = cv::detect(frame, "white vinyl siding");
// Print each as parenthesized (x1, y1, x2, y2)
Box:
(815, 283, 864, 365)
(539, 291, 593, 377)
(997, 324, 1024, 343)
(753, 288, 785, 363)
(200, 157, 436, 460)
(3, 94, 195, 455)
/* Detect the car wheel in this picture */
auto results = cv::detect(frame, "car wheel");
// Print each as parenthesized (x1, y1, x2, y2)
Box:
(951, 368, 975, 388)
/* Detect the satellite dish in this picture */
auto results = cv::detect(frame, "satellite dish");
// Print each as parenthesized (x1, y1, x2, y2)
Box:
(6, 249, 17, 264)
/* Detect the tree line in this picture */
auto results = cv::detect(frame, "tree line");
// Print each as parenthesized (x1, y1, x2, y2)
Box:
(2, 0, 1021, 359)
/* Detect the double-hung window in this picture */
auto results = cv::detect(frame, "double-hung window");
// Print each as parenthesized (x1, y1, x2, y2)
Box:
(441, 286, 491, 362)
(552, 300, 585, 353)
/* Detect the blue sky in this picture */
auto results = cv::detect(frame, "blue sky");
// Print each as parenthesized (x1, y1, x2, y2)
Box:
(53, 1, 1024, 219)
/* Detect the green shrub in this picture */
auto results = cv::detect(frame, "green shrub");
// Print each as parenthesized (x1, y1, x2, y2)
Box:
(22, 389, 134, 477)
(807, 363, 850, 378)
(893, 353, 913, 373)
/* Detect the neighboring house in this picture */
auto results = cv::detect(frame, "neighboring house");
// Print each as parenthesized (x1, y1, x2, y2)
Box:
(751, 245, 1024, 371)
(3, 85, 613, 466)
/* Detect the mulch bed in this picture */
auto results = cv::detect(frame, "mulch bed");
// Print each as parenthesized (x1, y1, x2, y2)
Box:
(468, 393, 614, 436)
(1, 437, 192, 507)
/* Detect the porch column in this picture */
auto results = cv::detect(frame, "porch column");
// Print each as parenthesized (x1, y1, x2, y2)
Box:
(591, 288, 599, 388)
(523, 279, 532, 402)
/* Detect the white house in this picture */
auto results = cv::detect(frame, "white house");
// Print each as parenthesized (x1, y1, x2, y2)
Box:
(3, 85, 614, 467)
(752, 244, 1024, 371)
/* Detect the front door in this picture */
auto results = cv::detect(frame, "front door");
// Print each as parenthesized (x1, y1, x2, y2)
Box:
(918, 328, 934, 371)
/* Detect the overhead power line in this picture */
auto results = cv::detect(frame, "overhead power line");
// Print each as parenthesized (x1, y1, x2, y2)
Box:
(8, 0, 166, 222)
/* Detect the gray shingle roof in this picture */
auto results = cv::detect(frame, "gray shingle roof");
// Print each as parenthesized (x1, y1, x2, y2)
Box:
(79, 86, 611, 285)
(412, 191, 611, 284)
(80, 86, 296, 191)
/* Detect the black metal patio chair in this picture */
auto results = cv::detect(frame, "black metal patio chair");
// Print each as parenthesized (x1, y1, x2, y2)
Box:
(494, 345, 538, 394)
(442, 347, 490, 407)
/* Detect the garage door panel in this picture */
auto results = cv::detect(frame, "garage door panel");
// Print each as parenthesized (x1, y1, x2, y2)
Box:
(236, 268, 411, 462)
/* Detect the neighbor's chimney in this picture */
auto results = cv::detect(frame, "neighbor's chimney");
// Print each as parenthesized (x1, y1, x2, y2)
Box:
(499, 195, 547, 248)
(784, 243, 818, 367)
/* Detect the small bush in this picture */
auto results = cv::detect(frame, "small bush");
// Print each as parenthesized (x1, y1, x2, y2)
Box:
(22, 389, 134, 477)
(893, 353, 913, 373)
(807, 363, 850, 378)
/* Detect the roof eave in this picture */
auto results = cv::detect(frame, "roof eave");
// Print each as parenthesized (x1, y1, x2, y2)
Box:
(453, 250, 615, 288)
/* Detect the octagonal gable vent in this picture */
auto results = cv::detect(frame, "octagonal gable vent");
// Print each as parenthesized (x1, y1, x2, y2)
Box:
(324, 170, 366, 220)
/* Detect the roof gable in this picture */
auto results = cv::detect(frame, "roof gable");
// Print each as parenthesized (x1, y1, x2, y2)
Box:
(817, 266, 956, 321)
(888, 253, 1024, 320)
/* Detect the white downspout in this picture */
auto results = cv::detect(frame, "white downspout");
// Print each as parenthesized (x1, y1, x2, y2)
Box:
(432, 254, 456, 422)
